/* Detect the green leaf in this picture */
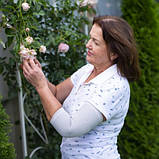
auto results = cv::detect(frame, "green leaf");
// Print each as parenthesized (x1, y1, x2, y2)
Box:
(38, 10, 45, 16)
(33, 10, 45, 16)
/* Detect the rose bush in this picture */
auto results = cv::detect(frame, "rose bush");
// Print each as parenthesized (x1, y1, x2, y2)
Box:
(0, 0, 94, 158)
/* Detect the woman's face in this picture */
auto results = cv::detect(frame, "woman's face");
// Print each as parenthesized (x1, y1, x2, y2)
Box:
(86, 24, 115, 69)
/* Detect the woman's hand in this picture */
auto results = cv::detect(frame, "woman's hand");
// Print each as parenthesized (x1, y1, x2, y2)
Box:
(34, 58, 42, 70)
(22, 58, 48, 90)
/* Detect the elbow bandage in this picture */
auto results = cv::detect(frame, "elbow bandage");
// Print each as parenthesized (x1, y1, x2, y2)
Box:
(50, 102, 103, 137)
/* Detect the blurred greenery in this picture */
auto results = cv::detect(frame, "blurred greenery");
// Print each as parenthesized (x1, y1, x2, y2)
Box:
(119, 0, 159, 158)
(0, 95, 16, 159)
(1, 0, 159, 158)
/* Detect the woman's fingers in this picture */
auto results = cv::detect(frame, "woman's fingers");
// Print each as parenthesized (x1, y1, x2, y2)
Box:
(22, 58, 47, 89)
(20, 64, 23, 69)
(22, 59, 35, 79)
(23, 69, 31, 83)
(23, 59, 32, 73)
(23, 59, 38, 73)
(23, 70, 28, 79)
(28, 58, 36, 69)
(34, 58, 42, 69)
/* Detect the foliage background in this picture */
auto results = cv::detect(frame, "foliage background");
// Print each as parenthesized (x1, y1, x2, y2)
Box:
(118, 0, 159, 159)
(0, 0, 91, 158)
(0, 95, 16, 159)
(1, 0, 159, 159)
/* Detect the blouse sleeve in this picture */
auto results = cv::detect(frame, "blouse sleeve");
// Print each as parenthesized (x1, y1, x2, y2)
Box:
(87, 80, 130, 121)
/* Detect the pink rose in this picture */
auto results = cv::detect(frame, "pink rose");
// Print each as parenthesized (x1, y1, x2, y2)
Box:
(58, 43, 69, 53)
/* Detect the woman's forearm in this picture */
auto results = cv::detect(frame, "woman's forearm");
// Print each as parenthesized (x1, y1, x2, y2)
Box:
(36, 86, 62, 121)
(22, 59, 63, 120)
(47, 78, 73, 104)
(47, 80, 57, 96)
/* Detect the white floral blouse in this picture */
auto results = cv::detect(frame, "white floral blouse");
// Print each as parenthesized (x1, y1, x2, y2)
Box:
(61, 63, 130, 159)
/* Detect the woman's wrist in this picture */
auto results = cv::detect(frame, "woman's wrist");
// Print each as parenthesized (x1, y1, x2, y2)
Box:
(47, 80, 57, 96)
(35, 84, 49, 94)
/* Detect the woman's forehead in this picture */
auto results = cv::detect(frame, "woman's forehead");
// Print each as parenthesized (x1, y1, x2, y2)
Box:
(89, 24, 104, 40)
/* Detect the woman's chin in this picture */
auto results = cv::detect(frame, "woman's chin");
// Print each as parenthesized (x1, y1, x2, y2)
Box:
(86, 56, 90, 62)
(86, 56, 93, 65)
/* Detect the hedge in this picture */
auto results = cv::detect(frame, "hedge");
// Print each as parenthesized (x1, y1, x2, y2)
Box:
(0, 95, 16, 159)
(118, 0, 159, 159)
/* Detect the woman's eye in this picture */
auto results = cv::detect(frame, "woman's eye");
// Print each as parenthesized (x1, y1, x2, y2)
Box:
(94, 41, 99, 45)
(92, 39, 99, 45)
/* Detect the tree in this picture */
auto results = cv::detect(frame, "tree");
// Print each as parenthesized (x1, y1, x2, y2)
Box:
(118, 0, 159, 158)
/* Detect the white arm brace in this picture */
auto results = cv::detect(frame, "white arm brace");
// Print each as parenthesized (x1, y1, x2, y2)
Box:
(50, 102, 103, 138)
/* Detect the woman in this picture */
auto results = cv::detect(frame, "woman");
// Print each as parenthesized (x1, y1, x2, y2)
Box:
(22, 15, 140, 159)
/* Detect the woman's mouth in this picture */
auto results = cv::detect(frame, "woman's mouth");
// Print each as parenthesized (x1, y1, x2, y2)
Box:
(87, 50, 93, 56)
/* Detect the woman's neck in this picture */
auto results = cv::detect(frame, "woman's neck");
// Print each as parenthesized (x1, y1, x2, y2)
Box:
(93, 63, 112, 76)
(85, 63, 113, 83)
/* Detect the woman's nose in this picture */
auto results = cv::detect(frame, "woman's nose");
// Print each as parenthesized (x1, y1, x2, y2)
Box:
(86, 39, 92, 49)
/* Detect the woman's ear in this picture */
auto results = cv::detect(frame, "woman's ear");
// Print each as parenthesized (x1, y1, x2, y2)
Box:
(110, 53, 118, 61)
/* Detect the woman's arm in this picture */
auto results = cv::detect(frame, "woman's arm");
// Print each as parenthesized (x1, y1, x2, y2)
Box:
(50, 102, 103, 137)
(22, 59, 73, 120)
(36, 86, 62, 121)
(47, 78, 73, 104)
(22, 59, 104, 136)
(34, 59, 73, 103)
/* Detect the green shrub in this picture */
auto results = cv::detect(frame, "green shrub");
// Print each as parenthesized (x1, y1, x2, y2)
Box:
(0, 96, 16, 159)
(118, 0, 159, 159)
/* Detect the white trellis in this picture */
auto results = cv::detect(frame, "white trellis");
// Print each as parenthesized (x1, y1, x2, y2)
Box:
(16, 65, 48, 159)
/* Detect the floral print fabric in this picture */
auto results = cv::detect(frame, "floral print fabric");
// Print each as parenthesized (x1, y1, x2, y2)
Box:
(61, 63, 130, 159)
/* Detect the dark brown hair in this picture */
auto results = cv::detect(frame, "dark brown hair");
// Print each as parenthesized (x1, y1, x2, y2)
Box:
(93, 15, 140, 82)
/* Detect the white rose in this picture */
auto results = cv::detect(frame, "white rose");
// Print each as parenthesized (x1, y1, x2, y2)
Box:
(39, 45, 46, 53)
(25, 28, 30, 32)
(22, 2, 30, 11)
(20, 44, 25, 50)
(25, 36, 33, 44)
(19, 48, 30, 59)
(6, 23, 12, 28)
(80, 0, 98, 7)
(29, 49, 37, 56)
